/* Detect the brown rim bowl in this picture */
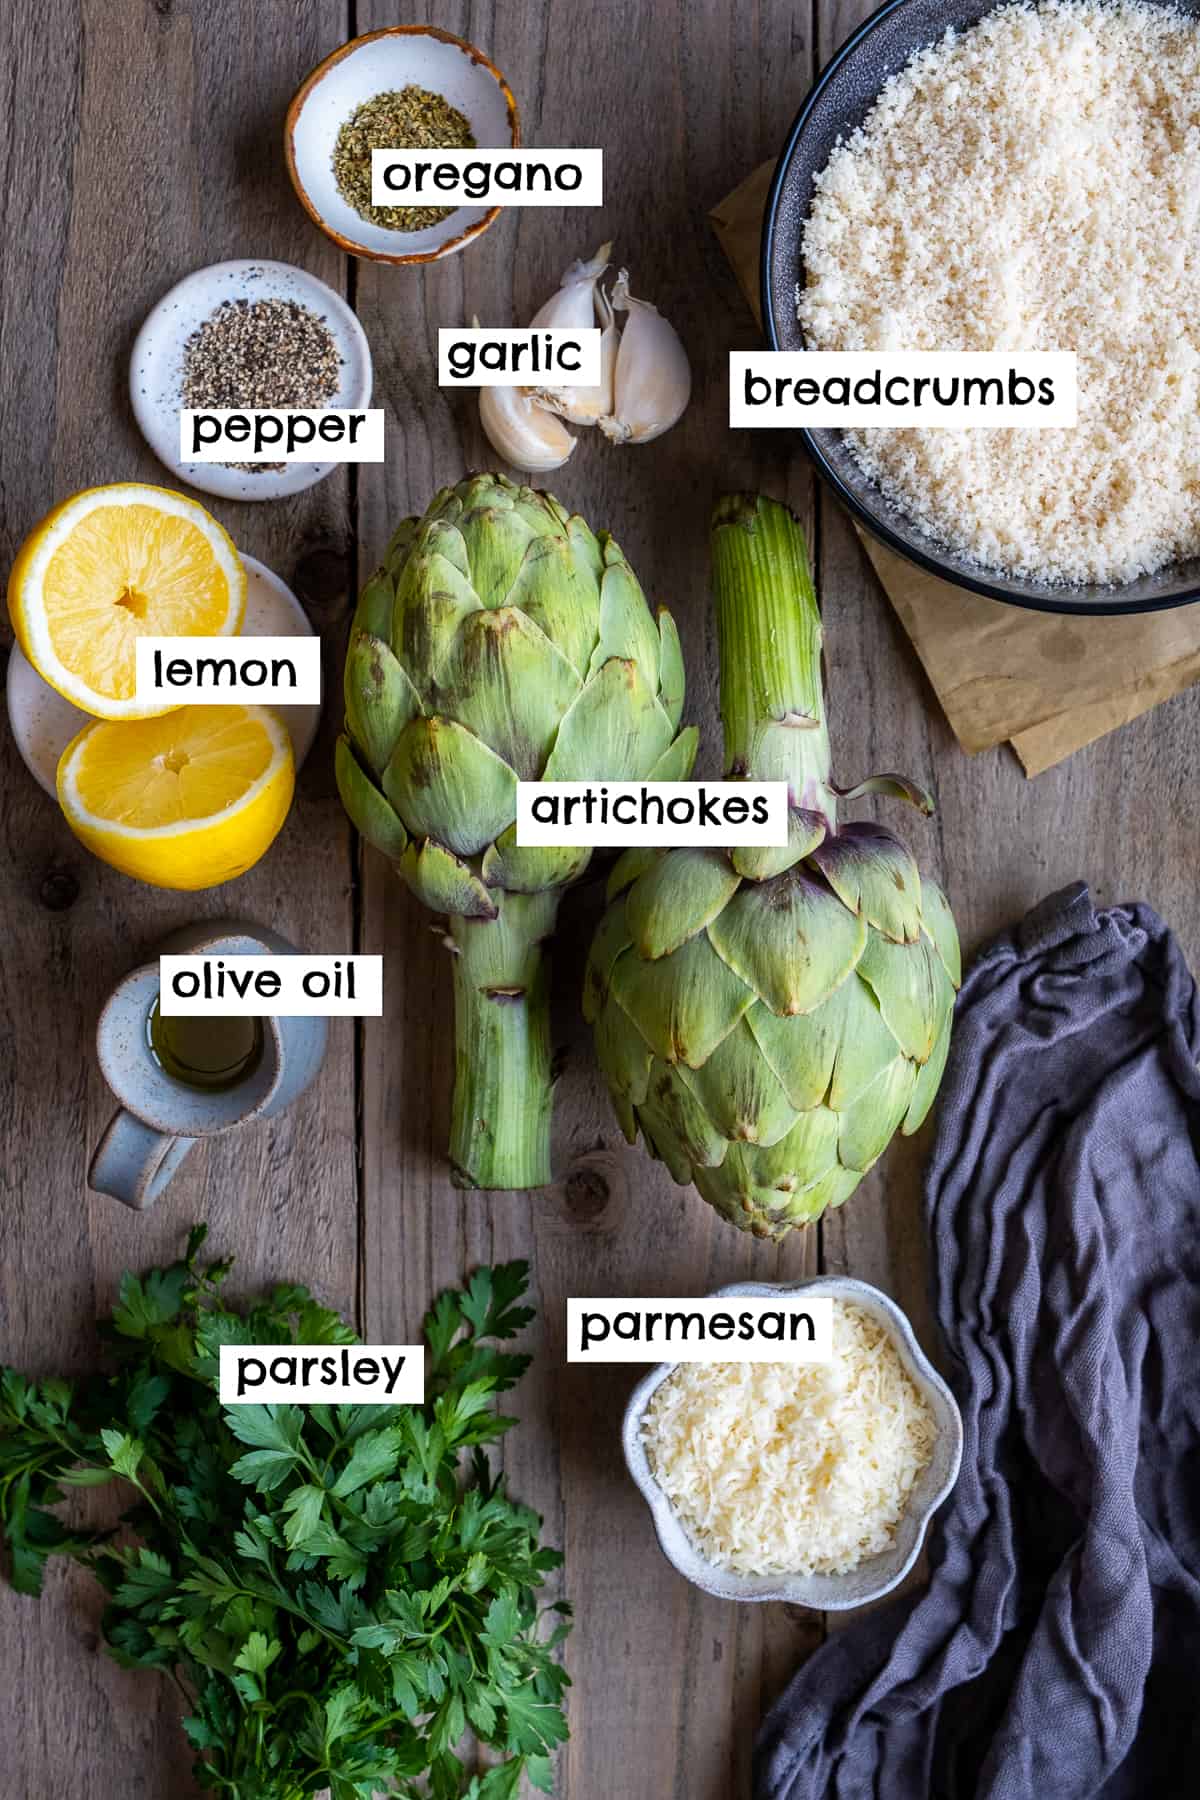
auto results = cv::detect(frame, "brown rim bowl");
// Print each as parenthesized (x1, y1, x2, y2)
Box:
(285, 25, 520, 266)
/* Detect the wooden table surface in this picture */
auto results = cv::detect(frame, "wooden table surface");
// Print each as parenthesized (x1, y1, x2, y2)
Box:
(2, 1, 1197, 1795)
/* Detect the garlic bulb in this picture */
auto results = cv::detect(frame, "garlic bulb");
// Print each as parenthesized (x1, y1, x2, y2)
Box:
(476, 246, 691, 467)
(598, 271, 691, 445)
(479, 383, 575, 472)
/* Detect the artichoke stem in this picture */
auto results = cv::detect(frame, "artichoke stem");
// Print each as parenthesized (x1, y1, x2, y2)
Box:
(447, 890, 562, 1190)
(711, 493, 836, 826)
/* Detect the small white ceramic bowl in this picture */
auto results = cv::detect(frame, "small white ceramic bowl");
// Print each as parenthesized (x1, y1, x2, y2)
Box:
(285, 26, 520, 265)
(622, 1276, 963, 1609)
(130, 259, 373, 502)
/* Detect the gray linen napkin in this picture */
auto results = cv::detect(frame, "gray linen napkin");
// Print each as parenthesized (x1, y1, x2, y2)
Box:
(755, 882, 1200, 1799)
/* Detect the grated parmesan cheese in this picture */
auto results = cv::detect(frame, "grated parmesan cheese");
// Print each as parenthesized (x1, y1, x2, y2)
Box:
(640, 1301, 936, 1578)
(799, 0, 1200, 585)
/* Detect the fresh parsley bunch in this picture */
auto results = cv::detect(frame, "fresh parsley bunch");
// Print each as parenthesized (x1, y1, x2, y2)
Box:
(0, 1226, 570, 1799)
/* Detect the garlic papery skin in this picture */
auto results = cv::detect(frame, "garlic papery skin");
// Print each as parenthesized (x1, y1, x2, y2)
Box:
(530, 241, 612, 331)
(598, 270, 691, 445)
(479, 382, 576, 472)
(533, 285, 618, 425)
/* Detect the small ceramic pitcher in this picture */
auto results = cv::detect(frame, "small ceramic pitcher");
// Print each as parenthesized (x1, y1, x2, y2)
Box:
(90, 920, 328, 1210)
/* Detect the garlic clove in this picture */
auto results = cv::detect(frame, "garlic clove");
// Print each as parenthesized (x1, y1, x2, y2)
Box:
(533, 285, 618, 425)
(598, 270, 691, 445)
(479, 382, 576, 472)
(529, 241, 613, 331)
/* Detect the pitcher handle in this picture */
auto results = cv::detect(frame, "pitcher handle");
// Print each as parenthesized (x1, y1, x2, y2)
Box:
(89, 1109, 197, 1211)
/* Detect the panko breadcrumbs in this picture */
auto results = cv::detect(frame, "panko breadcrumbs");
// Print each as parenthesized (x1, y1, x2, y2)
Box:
(799, 0, 1200, 585)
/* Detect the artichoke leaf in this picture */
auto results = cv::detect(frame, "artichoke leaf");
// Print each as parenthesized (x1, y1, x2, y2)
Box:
(731, 807, 826, 880)
(591, 540, 661, 689)
(392, 547, 483, 697)
(746, 995, 838, 1112)
(567, 513, 606, 587)
(719, 1105, 840, 1204)
(638, 1060, 728, 1175)
(344, 630, 422, 777)
(457, 495, 540, 609)
(809, 823, 923, 945)
(675, 1016, 798, 1147)
(335, 735, 409, 865)
(904, 1015, 952, 1135)
(856, 930, 942, 1064)
(610, 929, 755, 1067)
(646, 726, 699, 783)
(543, 657, 673, 781)
(837, 1054, 918, 1171)
(827, 973, 905, 1109)
(434, 606, 580, 781)
(504, 529, 600, 680)
(777, 1163, 862, 1227)
(383, 716, 517, 859)
(625, 848, 741, 961)
(353, 568, 394, 640)
(482, 824, 591, 895)
(903, 953, 957, 1132)
(606, 845, 664, 902)
(582, 906, 636, 1022)
(708, 867, 866, 1017)
(920, 877, 962, 988)
(383, 514, 418, 566)
(399, 837, 497, 919)
(657, 608, 686, 733)
(592, 997, 654, 1108)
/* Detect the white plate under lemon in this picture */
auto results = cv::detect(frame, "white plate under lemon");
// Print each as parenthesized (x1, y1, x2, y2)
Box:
(8, 482, 245, 719)
(57, 703, 295, 891)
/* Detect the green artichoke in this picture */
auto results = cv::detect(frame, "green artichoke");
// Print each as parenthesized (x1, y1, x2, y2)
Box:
(336, 472, 697, 1191)
(583, 494, 960, 1240)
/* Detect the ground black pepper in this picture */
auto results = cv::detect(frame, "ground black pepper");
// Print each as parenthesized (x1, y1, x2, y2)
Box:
(332, 85, 475, 232)
(181, 297, 342, 472)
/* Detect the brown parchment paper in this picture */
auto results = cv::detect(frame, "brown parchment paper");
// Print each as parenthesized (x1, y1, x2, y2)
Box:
(711, 163, 1200, 777)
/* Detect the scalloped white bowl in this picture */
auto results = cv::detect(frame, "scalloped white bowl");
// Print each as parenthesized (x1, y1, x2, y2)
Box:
(622, 1276, 963, 1609)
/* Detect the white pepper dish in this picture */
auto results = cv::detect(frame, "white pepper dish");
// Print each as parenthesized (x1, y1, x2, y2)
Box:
(622, 1276, 963, 1609)
(129, 259, 372, 502)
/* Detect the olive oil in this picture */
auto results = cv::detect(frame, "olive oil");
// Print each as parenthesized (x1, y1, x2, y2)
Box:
(147, 1002, 264, 1094)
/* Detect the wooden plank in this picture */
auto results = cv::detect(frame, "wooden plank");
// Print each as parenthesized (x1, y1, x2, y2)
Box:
(354, 5, 823, 1796)
(0, 3, 356, 1794)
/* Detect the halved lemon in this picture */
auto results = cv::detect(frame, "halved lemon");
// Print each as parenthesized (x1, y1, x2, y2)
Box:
(57, 704, 294, 890)
(9, 483, 245, 720)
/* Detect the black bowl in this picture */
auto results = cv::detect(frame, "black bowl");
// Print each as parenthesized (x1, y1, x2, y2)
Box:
(761, 0, 1200, 616)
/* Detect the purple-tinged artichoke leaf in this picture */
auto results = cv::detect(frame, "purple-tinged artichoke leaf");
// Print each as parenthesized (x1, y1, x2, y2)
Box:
(810, 823, 923, 944)
(732, 807, 826, 879)
(833, 772, 935, 815)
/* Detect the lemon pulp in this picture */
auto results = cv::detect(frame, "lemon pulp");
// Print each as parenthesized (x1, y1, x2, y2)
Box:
(42, 504, 234, 703)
